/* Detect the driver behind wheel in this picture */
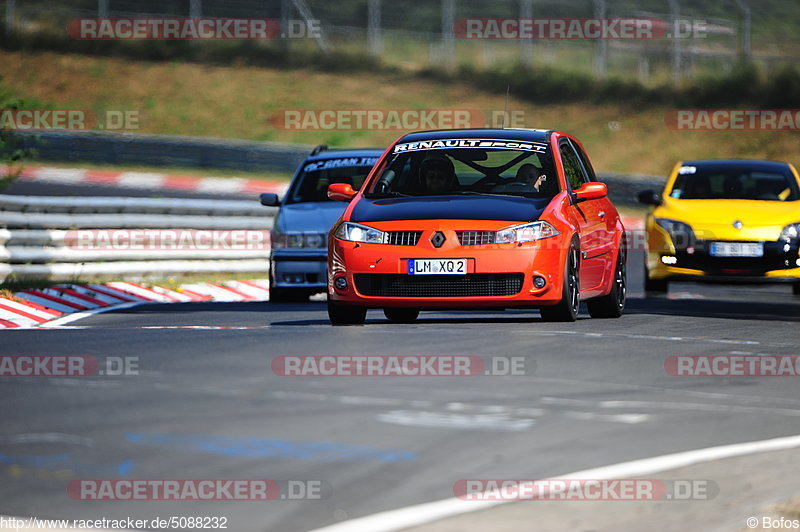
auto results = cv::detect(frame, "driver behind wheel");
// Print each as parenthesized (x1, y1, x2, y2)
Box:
(419, 158, 456, 195)
(516, 163, 546, 192)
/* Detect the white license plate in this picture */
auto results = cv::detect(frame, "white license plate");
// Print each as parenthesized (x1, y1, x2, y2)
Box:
(408, 259, 467, 275)
(709, 242, 764, 257)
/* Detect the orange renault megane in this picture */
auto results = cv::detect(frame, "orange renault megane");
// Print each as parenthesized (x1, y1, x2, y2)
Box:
(325, 129, 627, 324)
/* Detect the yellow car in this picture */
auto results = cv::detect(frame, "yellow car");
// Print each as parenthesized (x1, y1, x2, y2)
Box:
(637, 159, 800, 295)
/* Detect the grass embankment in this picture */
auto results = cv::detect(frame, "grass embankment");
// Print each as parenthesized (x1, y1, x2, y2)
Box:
(2, 50, 799, 176)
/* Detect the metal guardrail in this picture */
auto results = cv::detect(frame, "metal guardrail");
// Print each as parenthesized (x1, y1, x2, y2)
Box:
(5, 130, 310, 173)
(0, 194, 277, 281)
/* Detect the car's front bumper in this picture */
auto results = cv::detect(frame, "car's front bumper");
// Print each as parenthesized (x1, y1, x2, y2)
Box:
(328, 230, 571, 309)
(646, 239, 800, 283)
(270, 250, 328, 289)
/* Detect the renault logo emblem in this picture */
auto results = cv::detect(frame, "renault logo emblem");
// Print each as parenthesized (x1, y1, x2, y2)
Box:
(430, 231, 446, 248)
(732, 220, 743, 230)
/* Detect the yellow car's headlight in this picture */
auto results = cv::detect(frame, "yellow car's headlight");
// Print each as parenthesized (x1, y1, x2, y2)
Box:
(655, 218, 695, 248)
(780, 223, 800, 241)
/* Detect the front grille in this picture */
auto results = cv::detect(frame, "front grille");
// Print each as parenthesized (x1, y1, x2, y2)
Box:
(354, 273, 524, 297)
(386, 231, 422, 246)
(456, 230, 495, 246)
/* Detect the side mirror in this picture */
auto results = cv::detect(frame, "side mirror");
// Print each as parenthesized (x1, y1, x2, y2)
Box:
(260, 193, 280, 207)
(328, 183, 357, 202)
(574, 182, 607, 202)
(637, 189, 662, 206)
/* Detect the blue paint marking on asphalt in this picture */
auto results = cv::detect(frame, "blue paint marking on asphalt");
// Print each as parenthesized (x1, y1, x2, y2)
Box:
(0, 453, 135, 475)
(125, 433, 417, 463)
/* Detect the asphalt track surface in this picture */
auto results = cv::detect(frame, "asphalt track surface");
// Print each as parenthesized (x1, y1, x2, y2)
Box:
(2, 250, 800, 531)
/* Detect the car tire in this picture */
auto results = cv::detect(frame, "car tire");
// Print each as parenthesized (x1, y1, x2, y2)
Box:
(384, 308, 420, 323)
(644, 264, 668, 294)
(587, 242, 627, 319)
(328, 299, 367, 325)
(540, 242, 580, 322)
(793, 282, 800, 296)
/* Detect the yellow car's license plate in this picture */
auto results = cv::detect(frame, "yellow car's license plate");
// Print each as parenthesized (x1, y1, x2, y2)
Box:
(709, 242, 764, 257)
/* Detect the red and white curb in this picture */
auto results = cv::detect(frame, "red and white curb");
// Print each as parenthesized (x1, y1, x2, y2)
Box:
(12, 166, 289, 196)
(0, 279, 271, 329)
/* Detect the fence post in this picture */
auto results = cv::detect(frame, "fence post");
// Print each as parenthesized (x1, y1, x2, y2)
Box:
(98, 0, 109, 18)
(520, 0, 533, 66)
(5, 0, 15, 35)
(368, 0, 382, 56)
(667, 0, 682, 82)
(733, 0, 752, 59)
(189, 0, 202, 18)
(593, 0, 607, 78)
(441, 0, 455, 72)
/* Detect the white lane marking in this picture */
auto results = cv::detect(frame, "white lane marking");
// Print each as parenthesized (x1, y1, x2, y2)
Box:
(532, 376, 800, 408)
(105, 281, 173, 302)
(35, 168, 87, 183)
(39, 302, 142, 328)
(0, 308, 39, 327)
(535, 330, 763, 345)
(13, 293, 77, 313)
(0, 297, 59, 320)
(267, 391, 648, 425)
(377, 410, 535, 432)
(115, 172, 166, 189)
(54, 284, 126, 305)
(0, 432, 94, 447)
(309, 432, 800, 532)
(540, 395, 800, 417)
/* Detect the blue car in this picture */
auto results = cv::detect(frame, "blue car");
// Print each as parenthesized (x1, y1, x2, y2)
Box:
(260, 145, 384, 302)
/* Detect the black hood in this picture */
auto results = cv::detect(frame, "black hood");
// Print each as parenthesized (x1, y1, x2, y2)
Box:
(350, 195, 551, 223)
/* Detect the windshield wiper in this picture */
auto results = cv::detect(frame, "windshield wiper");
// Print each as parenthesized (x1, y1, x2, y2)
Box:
(450, 191, 504, 197)
(364, 191, 412, 198)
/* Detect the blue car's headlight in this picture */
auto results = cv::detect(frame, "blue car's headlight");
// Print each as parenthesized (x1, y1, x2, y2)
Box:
(495, 221, 559, 244)
(334, 222, 386, 244)
(272, 230, 327, 249)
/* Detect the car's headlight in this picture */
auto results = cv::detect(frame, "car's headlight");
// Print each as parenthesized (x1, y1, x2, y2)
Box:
(495, 221, 559, 244)
(334, 222, 386, 244)
(780, 223, 800, 241)
(272, 230, 327, 248)
(655, 218, 695, 248)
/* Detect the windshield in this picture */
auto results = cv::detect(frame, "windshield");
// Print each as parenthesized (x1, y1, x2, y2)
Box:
(670, 165, 800, 201)
(365, 143, 557, 199)
(285, 156, 379, 204)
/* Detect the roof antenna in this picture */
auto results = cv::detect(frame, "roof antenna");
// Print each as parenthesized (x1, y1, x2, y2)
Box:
(501, 85, 510, 129)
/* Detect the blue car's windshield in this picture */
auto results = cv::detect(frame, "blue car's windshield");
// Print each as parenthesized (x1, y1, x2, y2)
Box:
(365, 143, 557, 199)
(285, 156, 379, 204)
